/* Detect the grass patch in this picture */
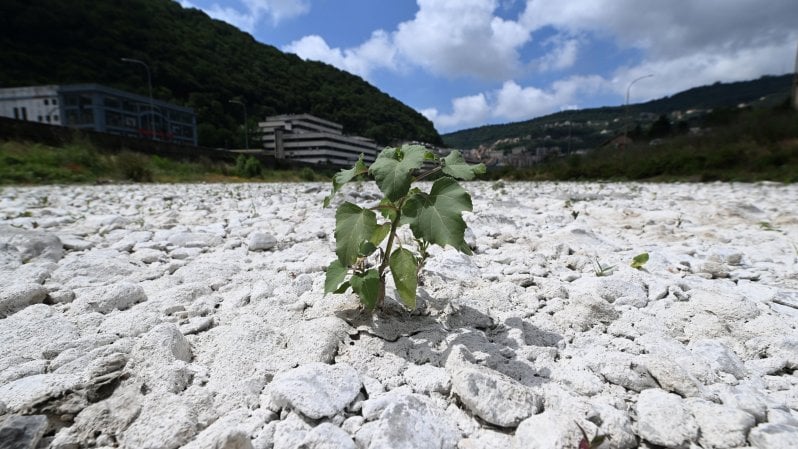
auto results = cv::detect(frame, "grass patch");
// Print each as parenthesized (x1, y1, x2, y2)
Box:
(0, 140, 331, 184)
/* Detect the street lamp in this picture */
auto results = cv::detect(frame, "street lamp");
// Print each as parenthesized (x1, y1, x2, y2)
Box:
(623, 74, 654, 145)
(121, 57, 156, 140)
(229, 99, 248, 150)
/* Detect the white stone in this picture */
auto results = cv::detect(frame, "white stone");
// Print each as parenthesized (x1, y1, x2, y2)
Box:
(270, 363, 362, 419)
(299, 423, 356, 449)
(449, 364, 542, 428)
(636, 388, 699, 447)
(0, 282, 48, 318)
(748, 423, 798, 449)
(686, 398, 755, 448)
(248, 232, 277, 251)
(512, 411, 598, 449)
(366, 394, 460, 449)
(119, 393, 198, 449)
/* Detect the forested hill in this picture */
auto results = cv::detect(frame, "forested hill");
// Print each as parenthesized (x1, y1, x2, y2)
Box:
(0, 0, 442, 147)
(443, 74, 792, 149)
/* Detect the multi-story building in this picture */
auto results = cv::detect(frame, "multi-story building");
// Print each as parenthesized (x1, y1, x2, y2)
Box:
(0, 84, 197, 145)
(258, 114, 378, 166)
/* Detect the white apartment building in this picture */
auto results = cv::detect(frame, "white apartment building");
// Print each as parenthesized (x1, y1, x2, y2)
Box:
(258, 114, 379, 166)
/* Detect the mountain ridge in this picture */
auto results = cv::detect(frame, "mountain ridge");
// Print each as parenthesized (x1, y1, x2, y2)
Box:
(442, 74, 793, 150)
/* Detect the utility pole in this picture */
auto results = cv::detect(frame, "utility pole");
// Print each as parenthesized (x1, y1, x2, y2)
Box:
(793, 42, 798, 111)
(624, 74, 654, 146)
(121, 58, 156, 140)
(229, 99, 249, 149)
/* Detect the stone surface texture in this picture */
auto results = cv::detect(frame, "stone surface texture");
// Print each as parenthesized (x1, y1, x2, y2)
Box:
(0, 181, 796, 448)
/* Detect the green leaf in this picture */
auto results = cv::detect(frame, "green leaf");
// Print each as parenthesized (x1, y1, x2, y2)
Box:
(370, 222, 392, 246)
(350, 269, 381, 309)
(335, 202, 378, 265)
(324, 260, 348, 294)
(323, 154, 368, 207)
(333, 281, 351, 294)
(360, 241, 378, 257)
(441, 150, 486, 180)
(631, 252, 649, 269)
(390, 248, 418, 309)
(402, 177, 473, 254)
(368, 145, 428, 201)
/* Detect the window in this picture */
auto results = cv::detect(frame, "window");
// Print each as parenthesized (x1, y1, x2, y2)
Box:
(38, 115, 43, 122)
(44, 99, 49, 106)
(46, 116, 51, 123)
(21, 107, 27, 120)
(13, 107, 19, 119)
(52, 99, 57, 105)
(53, 115, 59, 122)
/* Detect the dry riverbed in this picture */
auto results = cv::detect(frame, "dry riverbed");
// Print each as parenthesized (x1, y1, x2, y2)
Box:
(1, 181, 797, 449)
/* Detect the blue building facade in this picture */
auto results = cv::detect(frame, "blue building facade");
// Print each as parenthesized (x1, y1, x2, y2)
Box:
(0, 84, 197, 145)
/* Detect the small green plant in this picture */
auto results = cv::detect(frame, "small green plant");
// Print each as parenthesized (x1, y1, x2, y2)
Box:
(593, 258, 616, 277)
(758, 221, 779, 232)
(631, 252, 650, 269)
(323, 144, 485, 310)
(576, 422, 607, 449)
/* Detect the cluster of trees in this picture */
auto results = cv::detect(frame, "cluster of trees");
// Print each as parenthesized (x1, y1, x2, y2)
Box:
(0, 0, 442, 148)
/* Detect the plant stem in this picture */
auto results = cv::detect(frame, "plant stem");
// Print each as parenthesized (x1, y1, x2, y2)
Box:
(413, 167, 442, 182)
(377, 204, 403, 308)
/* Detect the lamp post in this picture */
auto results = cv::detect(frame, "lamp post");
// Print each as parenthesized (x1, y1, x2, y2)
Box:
(624, 74, 654, 145)
(121, 57, 156, 140)
(229, 99, 249, 150)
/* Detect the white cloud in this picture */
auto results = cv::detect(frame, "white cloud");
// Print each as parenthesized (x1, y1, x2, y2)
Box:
(426, 75, 609, 131)
(288, 0, 531, 80)
(178, 0, 309, 32)
(394, 0, 531, 79)
(421, 94, 492, 130)
(284, 31, 398, 79)
(535, 36, 580, 72)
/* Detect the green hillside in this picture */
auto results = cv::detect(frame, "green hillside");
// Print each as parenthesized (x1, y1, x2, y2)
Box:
(443, 74, 793, 149)
(0, 0, 441, 148)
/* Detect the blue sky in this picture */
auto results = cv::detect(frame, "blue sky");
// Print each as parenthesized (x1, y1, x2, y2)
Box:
(178, 0, 798, 134)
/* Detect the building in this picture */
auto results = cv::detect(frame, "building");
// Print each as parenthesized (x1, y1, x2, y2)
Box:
(0, 84, 197, 145)
(258, 114, 378, 166)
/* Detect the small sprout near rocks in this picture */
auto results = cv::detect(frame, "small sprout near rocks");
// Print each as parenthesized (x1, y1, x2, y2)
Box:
(323, 144, 485, 311)
(631, 252, 650, 270)
(571, 210, 580, 220)
(576, 422, 607, 449)
(593, 258, 615, 277)
(758, 221, 778, 232)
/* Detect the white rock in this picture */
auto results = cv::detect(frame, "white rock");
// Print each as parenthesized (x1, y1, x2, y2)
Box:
(167, 232, 223, 248)
(366, 394, 459, 449)
(512, 411, 598, 449)
(299, 423, 356, 449)
(636, 388, 699, 447)
(248, 232, 277, 251)
(449, 365, 542, 428)
(748, 423, 798, 449)
(638, 354, 703, 397)
(0, 304, 80, 372)
(690, 339, 748, 379)
(119, 393, 198, 449)
(72, 282, 147, 314)
(273, 412, 311, 449)
(686, 398, 756, 448)
(180, 409, 254, 449)
(404, 364, 451, 395)
(270, 363, 362, 419)
(0, 282, 48, 318)
(0, 225, 64, 262)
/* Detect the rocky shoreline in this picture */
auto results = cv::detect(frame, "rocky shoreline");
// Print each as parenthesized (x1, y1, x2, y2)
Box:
(1, 181, 797, 449)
